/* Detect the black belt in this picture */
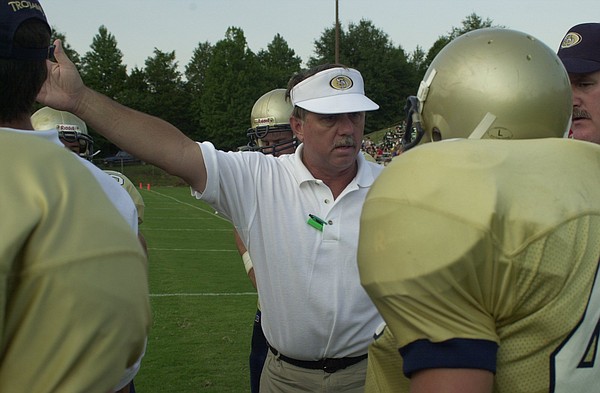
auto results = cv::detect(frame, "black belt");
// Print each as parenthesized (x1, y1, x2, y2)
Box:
(268, 345, 367, 373)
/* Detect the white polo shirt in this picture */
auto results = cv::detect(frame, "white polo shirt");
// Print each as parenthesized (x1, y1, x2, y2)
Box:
(193, 142, 384, 360)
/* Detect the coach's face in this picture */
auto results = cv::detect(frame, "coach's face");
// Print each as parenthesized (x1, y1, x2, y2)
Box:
(570, 70, 600, 144)
(292, 110, 364, 174)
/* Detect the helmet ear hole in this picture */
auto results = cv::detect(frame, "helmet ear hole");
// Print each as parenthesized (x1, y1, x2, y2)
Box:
(432, 128, 442, 142)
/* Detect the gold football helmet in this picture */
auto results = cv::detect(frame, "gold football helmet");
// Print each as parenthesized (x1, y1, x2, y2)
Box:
(31, 106, 95, 160)
(247, 88, 296, 156)
(402, 28, 572, 150)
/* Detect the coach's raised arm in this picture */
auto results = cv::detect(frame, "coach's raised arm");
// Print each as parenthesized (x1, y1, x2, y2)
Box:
(37, 39, 207, 192)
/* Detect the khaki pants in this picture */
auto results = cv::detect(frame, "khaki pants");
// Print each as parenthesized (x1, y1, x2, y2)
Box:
(260, 349, 367, 393)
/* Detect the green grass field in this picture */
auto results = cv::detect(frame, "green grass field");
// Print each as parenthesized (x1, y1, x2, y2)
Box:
(133, 185, 257, 392)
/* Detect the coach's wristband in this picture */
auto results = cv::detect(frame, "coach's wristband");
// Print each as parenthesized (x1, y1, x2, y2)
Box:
(242, 251, 253, 274)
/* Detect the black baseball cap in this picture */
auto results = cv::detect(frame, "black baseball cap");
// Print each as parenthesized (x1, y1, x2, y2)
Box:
(557, 23, 600, 74)
(0, 0, 51, 60)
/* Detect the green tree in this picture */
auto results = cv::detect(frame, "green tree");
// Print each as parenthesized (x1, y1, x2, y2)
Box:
(200, 27, 263, 150)
(186, 41, 214, 96)
(185, 41, 214, 140)
(119, 67, 150, 113)
(80, 26, 128, 99)
(309, 19, 418, 131)
(308, 23, 344, 66)
(257, 34, 302, 89)
(408, 45, 428, 79)
(79, 26, 128, 155)
(143, 49, 193, 137)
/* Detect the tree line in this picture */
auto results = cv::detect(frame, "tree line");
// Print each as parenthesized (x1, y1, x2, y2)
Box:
(50, 13, 496, 155)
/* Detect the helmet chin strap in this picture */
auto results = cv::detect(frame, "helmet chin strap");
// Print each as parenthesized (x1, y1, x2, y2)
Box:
(564, 118, 573, 138)
(469, 112, 497, 139)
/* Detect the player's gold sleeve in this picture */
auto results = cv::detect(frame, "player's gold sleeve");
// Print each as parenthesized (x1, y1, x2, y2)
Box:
(359, 144, 503, 348)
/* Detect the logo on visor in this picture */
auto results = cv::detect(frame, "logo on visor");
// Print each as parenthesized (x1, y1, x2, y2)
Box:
(330, 76, 353, 91)
(561, 32, 582, 48)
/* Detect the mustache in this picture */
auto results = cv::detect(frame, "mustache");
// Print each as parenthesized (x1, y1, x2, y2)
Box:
(573, 108, 591, 120)
(333, 136, 356, 148)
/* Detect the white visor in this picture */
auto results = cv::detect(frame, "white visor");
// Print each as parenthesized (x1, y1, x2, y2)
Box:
(290, 67, 379, 114)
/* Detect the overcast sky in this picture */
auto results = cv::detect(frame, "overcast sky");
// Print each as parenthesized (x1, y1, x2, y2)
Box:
(43, 0, 596, 72)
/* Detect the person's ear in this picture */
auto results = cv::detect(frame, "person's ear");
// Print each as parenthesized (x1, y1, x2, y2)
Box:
(290, 116, 304, 142)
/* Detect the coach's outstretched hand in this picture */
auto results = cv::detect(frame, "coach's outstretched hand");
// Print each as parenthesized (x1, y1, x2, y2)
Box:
(36, 39, 207, 193)
(37, 39, 87, 114)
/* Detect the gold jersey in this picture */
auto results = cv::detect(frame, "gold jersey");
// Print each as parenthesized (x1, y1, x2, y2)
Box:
(365, 324, 410, 393)
(0, 131, 150, 392)
(359, 138, 600, 392)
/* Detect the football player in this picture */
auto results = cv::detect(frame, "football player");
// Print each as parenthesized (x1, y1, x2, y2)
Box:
(0, 1, 149, 391)
(31, 106, 146, 393)
(358, 28, 600, 392)
(246, 88, 297, 155)
(31, 107, 145, 226)
(237, 88, 295, 393)
(36, 107, 94, 159)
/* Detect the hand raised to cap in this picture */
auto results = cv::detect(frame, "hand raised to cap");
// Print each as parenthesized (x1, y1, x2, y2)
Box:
(37, 39, 86, 115)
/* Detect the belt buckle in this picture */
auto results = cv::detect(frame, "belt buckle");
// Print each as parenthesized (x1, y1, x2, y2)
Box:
(322, 358, 343, 373)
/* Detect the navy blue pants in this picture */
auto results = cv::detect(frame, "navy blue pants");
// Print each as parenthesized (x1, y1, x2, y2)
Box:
(249, 310, 268, 393)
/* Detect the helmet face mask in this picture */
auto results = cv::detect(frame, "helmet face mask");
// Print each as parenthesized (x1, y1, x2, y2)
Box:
(402, 28, 573, 151)
(247, 89, 296, 156)
(57, 129, 94, 160)
(248, 124, 296, 155)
